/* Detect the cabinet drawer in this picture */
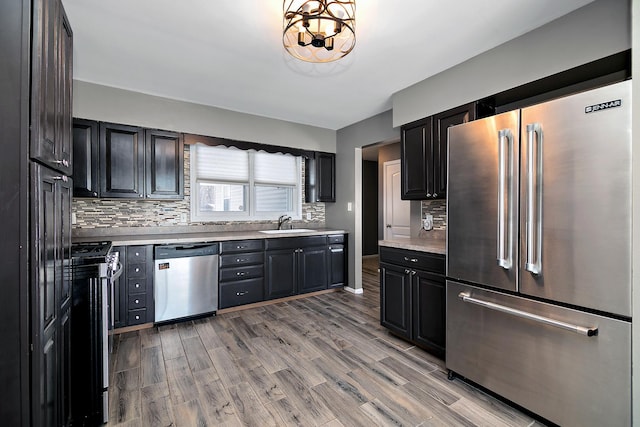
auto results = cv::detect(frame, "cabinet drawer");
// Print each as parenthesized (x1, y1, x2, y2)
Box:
(128, 309, 147, 325)
(328, 234, 345, 244)
(127, 263, 146, 279)
(220, 265, 263, 282)
(127, 279, 147, 294)
(379, 247, 445, 274)
(265, 235, 327, 250)
(220, 252, 264, 268)
(128, 293, 146, 310)
(221, 239, 264, 253)
(219, 278, 264, 309)
(127, 246, 147, 263)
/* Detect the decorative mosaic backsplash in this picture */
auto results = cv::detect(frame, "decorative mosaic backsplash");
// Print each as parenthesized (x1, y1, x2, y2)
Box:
(421, 199, 446, 230)
(72, 145, 325, 229)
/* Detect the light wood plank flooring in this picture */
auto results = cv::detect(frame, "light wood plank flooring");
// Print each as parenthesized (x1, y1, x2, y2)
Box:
(107, 257, 544, 426)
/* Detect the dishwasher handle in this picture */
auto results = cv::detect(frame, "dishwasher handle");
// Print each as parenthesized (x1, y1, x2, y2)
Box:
(155, 243, 219, 259)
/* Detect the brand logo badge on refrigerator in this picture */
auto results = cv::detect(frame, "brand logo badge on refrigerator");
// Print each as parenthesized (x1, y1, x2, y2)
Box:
(585, 99, 622, 114)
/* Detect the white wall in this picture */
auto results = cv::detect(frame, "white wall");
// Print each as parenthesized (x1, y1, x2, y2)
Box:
(392, 0, 631, 127)
(73, 80, 336, 153)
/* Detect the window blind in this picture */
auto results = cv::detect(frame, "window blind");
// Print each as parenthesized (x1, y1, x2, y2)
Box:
(195, 144, 249, 181)
(254, 151, 298, 185)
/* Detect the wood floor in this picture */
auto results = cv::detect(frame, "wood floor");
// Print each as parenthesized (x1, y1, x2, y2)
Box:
(107, 257, 544, 427)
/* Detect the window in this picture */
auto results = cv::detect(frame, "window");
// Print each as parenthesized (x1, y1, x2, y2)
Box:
(190, 144, 302, 221)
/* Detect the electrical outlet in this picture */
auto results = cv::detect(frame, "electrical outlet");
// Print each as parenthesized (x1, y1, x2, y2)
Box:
(71, 212, 77, 225)
(306, 212, 312, 220)
(180, 213, 188, 223)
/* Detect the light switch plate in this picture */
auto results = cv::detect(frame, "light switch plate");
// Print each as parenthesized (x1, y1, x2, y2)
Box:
(347, 202, 353, 211)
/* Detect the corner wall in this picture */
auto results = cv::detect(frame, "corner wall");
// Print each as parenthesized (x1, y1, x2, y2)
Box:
(327, 110, 400, 290)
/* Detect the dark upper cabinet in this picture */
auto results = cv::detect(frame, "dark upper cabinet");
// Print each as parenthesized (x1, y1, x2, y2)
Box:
(31, 0, 73, 176)
(145, 129, 184, 199)
(432, 103, 476, 199)
(100, 123, 145, 199)
(305, 152, 336, 203)
(401, 102, 476, 200)
(72, 119, 99, 197)
(91, 123, 184, 199)
(401, 117, 433, 200)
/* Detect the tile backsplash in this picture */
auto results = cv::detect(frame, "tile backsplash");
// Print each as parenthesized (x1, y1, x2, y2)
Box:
(421, 199, 446, 230)
(73, 145, 325, 229)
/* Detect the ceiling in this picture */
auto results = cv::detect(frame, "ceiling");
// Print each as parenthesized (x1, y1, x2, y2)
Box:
(62, 0, 595, 130)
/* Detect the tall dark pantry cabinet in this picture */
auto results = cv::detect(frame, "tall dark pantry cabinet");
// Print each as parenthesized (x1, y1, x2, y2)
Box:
(1, 0, 73, 425)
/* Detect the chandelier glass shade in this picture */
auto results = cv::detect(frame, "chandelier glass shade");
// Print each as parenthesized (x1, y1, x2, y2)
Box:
(283, 0, 356, 63)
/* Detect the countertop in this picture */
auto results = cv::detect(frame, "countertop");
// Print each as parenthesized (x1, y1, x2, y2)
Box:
(73, 228, 347, 246)
(378, 236, 446, 255)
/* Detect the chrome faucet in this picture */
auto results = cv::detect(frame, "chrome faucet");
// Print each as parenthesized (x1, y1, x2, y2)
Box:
(277, 214, 292, 230)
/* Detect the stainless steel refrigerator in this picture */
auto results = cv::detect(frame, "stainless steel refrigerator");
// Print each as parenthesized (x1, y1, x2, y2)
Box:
(446, 80, 631, 427)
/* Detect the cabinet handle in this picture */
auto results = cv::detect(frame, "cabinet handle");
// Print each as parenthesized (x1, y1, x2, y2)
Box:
(426, 193, 431, 197)
(135, 283, 140, 288)
(236, 272, 246, 276)
(134, 299, 140, 304)
(135, 267, 140, 273)
(54, 159, 69, 167)
(135, 315, 140, 320)
(405, 269, 411, 274)
(236, 291, 248, 296)
(135, 252, 140, 256)
(93, 192, 98, 196)
(410, 270, 417, 276)
(236, 258, 245, 262)
(139, 194, 144, 198)
(432, 193, 438, 198)
(53, 176, 68, 182)
(403, 257, 418, 263)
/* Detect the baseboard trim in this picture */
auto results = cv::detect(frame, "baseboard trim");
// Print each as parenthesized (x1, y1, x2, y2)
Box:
(344, 286, 364, 295)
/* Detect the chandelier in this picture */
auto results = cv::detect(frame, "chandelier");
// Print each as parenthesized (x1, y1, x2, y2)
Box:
(283, 0, 356, 63)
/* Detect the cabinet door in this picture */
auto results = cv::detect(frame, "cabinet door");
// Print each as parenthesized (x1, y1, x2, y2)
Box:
(412, 271, 446, 359)
(145, 129, 184, 199)
(298, 246, 328, 293)
(401, 118, 433, 199)
(432, 103, 475, 199)
(31, 0, 72, 175)
(72, 119, 99, 197)
(32, 163, 68, 426)
(265, 249, 297, 299)
(100, 123, 145, 198)
(328, 244, 345, 288)
(58, 9, 73, 174)
(379, 262, 411, 339)
(112, 246, 127, 329)
(316, 152, 336, 202)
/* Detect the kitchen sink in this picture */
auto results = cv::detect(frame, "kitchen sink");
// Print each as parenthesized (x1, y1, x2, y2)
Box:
(259, 229, 315, 234)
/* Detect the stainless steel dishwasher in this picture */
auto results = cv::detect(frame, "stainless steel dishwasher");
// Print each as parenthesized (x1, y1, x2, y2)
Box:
(154, 243, 219, 323)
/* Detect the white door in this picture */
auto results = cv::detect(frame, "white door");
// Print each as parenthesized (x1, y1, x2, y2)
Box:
(383, 160, 411, 240)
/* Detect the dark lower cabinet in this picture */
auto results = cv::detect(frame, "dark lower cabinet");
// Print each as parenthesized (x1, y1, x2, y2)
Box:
(219, 240, 265, 309)
(380, 246, 446, 359)
(31, 163, 73, 426)
(113, 245, 154, 328)
(265, 236, 329, 299)
(328, 234, 346, 288)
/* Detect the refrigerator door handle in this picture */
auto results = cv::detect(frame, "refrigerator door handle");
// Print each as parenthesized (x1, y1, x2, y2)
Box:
(458, 292, 598, 337)
(525, 123, 543, 275)
(497, 129, 514, 270)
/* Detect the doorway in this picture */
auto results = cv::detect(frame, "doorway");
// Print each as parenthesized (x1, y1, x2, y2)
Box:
(383, 159, 410, 240)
